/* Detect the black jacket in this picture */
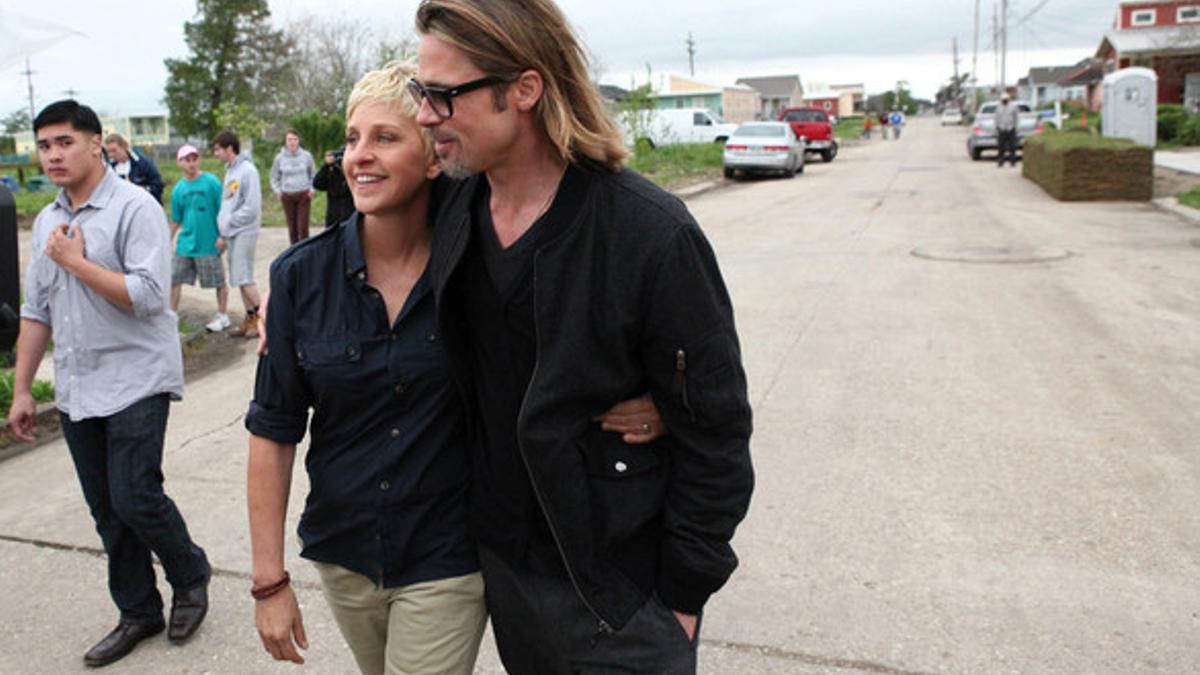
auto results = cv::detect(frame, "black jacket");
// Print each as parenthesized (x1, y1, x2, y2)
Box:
(110, 151, 164, 203)
(430, 166, 754, 630)
(312, 159, 355, 227)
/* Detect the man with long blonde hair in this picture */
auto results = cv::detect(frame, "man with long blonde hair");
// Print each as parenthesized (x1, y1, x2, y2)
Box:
(412, 0, 755, 671)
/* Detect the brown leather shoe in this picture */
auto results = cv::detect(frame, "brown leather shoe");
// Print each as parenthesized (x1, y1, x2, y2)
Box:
(229, 313, 258, 338)
(168, 579, 209, 643)
(83, 620, 165, 668)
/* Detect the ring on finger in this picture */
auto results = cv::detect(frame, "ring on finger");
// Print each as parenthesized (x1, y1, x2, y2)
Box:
(640, 422, 652, 434)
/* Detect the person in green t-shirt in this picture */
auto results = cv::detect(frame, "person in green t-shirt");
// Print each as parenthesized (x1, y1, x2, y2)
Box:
(169, 145, 230, 332)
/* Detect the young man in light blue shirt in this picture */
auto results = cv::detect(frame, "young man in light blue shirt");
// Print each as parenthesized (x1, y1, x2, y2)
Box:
(7, 99, 210, 668)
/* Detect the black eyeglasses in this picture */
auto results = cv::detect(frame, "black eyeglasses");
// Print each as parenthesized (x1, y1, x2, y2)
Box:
(406, 76, 509, 119)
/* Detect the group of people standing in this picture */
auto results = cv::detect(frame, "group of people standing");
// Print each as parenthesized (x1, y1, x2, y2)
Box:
(7, 0, 755, 673)
(863, 109, 906, 140)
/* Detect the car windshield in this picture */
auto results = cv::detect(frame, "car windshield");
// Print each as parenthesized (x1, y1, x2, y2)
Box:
(783, 110, 827, 123)
(734, 125, 786, 137)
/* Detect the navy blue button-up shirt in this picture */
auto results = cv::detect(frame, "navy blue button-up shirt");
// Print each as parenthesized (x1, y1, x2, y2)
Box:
(246, 216, 477, 587)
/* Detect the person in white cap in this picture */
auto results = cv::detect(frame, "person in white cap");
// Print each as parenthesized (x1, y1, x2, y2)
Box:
(169, 144, 230, 330)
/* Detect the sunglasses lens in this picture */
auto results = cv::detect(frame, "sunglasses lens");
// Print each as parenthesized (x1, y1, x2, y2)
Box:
(407, 80, 453, 118)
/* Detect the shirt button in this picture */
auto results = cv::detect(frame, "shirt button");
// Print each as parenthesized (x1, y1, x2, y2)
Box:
(379, 479, 390, 491)
(346, 345, 357, 356)
(614, 461, 628, 473)
(357, 271, 366, 280)
(394, 383, 405, 395)
(390, 428, 400, 438)
(390, 333, 398, 341)
(426, 332, 438, 342)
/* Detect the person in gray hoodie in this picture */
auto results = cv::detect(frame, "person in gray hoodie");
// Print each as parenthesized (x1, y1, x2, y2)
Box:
(270, 130, 316, 244)
(212, 130, 263, 338)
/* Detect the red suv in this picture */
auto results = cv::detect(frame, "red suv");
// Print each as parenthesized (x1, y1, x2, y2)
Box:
(779, 107, 838, 163)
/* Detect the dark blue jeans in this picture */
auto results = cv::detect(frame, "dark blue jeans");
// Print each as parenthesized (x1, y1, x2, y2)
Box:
(61, 394, 210, 625)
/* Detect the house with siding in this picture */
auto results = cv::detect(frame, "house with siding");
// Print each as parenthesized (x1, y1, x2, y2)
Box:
(1096, 0, 1200, 105)
(651, 75, 761, 124)
(1016, 66, 1087, 106)
(735, 75, 804, 120)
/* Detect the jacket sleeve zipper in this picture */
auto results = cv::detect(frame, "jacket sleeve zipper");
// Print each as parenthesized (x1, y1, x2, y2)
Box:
(671, 348, 696, 423)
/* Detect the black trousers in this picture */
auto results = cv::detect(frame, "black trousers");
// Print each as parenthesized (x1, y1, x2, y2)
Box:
(997, 129, 1019, 166)
(479, 546, 699, 674)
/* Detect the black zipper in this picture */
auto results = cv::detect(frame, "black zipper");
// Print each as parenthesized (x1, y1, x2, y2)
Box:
(516, 251, 614, 637)
(671, 348, 696, 422)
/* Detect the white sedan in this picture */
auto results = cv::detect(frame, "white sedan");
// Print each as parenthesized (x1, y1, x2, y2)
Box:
(941, 108, 964, 126)
(723, 122, 805, 179)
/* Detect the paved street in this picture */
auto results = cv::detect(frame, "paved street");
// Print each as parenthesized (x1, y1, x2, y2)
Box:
(4, 116, 1200, 673)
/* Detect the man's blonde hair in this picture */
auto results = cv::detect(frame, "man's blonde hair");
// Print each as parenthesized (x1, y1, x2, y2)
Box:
(346, 61, 432, 160)
(416, 0, 628, 172)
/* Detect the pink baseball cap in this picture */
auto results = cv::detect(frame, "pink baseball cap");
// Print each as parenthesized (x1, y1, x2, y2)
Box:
(176, 144, 200, 161)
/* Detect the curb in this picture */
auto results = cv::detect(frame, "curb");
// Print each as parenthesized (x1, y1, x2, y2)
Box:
(673, 180, 723, 200)
(1151, 197, 1200, 226)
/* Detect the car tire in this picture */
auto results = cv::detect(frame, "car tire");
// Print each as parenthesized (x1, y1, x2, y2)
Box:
(970, 147, 982, 161)
(724, 167, 734, 179)
(796, 162, 804, 174)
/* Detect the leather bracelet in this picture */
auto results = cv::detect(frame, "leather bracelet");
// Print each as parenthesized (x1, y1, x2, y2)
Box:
(250, 571, 290, 601)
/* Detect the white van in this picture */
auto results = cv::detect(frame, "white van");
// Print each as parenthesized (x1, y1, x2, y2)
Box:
(622, 107, 739, 148)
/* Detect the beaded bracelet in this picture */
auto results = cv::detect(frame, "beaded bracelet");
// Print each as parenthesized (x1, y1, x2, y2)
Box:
(250, 571, 291, 601)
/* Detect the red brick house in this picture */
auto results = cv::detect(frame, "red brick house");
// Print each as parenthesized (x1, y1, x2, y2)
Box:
(1096, 0, 1200, 106)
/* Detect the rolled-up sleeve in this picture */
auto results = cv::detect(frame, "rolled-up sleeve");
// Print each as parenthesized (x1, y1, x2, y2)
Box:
(245, 260, 312, 444)
(19, 226, 51, 325)
(119, 201, 171, 318)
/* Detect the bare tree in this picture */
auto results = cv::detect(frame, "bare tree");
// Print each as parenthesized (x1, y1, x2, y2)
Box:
(280, 16, 416, 116)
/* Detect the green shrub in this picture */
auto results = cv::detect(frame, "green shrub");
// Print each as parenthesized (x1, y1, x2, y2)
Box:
(1178, 113, 1200, 145)
(1158, 104, 1189, 142)
(0, 370, 55, 415)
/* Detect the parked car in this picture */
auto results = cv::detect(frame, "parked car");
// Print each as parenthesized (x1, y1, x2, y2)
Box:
(723, 122, 805, 179)
(622, 107, 739, 148)
(940, 108, 963, 126)
(966, 101, 1042, 160)
(778, 106, 838, 162)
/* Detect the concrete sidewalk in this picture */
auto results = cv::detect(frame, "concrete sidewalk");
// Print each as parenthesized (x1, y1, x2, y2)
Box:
(1154, 148, 1200, 174)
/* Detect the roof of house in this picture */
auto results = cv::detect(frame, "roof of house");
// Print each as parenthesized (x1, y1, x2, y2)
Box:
(597, 84, 629, 101)
(1026, 65, 1079, 85)
(1058, 59, 1106, 86)
(734, 75, 802, 97)
(1098, 26, 1200, 57)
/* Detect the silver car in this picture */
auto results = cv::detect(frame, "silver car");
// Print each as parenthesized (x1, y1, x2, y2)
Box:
(723, 122, 805, 179)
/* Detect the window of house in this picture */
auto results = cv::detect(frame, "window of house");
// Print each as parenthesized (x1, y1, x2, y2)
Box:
(1179, 6, 1200, 23)
(1130, 9, 1155, 26)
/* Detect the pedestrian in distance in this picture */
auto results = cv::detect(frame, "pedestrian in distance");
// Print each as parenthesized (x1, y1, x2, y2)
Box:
(412, 0, 755, 671)
(878, 111, 889, 139)
(104, 132, 165, 203)
(863, 116, 873, 139)
(246, 62, 665, 674)
(211, 130, 263, 338)
(889, 109, 905, 139)
(995, 96, 1020, 167)
(270, 129, 316, 244)
(168, 144, 231, 331)
(8, 99, 210, 669)
(312, 145, 355, 227)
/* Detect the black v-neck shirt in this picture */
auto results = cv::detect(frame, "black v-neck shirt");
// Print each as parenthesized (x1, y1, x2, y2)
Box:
(454, 165, 586, 566)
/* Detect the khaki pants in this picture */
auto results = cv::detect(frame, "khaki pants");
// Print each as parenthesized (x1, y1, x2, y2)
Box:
(313, 562, 487, 675)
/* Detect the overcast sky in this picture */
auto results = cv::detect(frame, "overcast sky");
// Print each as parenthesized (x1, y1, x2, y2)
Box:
(1, 0, 1118, 120)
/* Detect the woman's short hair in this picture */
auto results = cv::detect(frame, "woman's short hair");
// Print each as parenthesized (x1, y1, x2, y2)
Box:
(346, 62, 431, 160)
(103, 133, 129, 149)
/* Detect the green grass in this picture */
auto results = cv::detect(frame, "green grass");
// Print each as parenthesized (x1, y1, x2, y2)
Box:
(626, 142, 724, 189)
(1025, 129, 1137, 152)
(0, 369, 55, 416)
(1177, 187, 1200, 209)
(834, 117, 867, 140)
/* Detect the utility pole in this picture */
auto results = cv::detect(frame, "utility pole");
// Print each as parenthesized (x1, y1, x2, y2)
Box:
(21, 59, 36, 123)
(952, 37, 961, 105)
(686, 32, 696, 77)
(1000, 0, 1009, 95)
(993, 3, 999, 96)
(63, 88, 80, 99)
(971, 0, 980, 110)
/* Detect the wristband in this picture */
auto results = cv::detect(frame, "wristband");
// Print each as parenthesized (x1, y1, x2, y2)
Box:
(250, 571, 290, 600)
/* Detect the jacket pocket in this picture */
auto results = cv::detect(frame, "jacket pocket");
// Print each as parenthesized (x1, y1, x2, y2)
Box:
(580, 434, 667, 548)
(665, 331, 750, 432)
